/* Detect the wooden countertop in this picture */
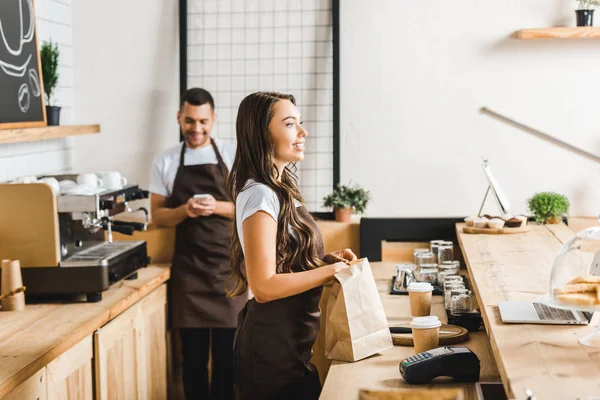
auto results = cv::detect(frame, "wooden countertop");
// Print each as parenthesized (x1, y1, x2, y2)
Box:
(0, 265, 170, 398)
(320, 262, 500, 399)
(457, 223, 600, 400)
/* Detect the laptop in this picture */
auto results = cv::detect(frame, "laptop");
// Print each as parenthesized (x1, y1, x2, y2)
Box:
(498, 301, 593, 325)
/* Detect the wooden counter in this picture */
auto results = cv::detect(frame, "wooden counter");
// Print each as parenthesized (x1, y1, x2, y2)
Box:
(0, 265, 170, 398)
(457, 223, 600, 400)
(320, 262, 500, 399)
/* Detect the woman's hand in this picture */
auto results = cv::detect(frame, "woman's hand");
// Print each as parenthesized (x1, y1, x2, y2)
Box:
(325, 261, 352, 283)
(323, 248, 358, 265)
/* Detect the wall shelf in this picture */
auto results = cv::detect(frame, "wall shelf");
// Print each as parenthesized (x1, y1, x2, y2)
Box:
(0, 124, 100, 144)
(514, 27, 600, 39)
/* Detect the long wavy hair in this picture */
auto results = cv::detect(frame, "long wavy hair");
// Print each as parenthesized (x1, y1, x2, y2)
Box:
(227, 92, 322, 297)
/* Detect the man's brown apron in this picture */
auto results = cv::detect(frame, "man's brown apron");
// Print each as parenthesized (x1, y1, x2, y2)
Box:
(168, 140, 246, 328)
(233, 206, 325, 400)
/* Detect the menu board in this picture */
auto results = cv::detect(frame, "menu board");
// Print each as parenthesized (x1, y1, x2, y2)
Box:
(0, 0, 46, 129)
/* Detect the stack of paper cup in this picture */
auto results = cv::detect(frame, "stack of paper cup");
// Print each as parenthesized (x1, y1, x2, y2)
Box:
(407, 282, 433, 317)
(1, 259, 25, 311)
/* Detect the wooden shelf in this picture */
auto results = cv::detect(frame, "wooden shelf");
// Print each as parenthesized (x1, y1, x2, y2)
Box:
(0, 124, 100, 144)
(514, 27, 600, 39)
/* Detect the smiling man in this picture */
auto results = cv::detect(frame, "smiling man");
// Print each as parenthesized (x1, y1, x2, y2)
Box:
(149, 88, 246, 400)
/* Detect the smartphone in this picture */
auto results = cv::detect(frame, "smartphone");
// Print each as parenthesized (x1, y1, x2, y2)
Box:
(193, 194, 211, 202)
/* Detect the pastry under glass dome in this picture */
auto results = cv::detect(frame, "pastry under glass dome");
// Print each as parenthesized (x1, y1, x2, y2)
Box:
(542, 226, 600, 346)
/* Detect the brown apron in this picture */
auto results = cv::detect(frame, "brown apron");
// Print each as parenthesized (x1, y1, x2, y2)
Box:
(168, 140, 246, 329)
(233, 206, 325, 400)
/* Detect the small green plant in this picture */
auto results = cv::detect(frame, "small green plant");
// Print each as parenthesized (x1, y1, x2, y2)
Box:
(527, 192, 570, 224)
(40, 40, 60, 106)
(576, 0, 600, 9)
(323, 183, 371, 214)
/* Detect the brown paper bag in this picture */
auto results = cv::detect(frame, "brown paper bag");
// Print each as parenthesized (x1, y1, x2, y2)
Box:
(325, 258, 393, 362)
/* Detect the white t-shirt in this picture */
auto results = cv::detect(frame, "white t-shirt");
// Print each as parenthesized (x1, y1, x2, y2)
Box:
(235, 180, 301, 253)
(149, 138, 236, 197)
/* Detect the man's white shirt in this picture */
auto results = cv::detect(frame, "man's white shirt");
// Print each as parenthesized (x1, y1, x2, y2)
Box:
(149, 138, 236, 197)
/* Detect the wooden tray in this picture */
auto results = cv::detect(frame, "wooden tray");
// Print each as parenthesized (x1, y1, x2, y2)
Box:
(391, 324, 469, 346)
(463, 224, 530, 235)
(359, 388, 464, 400)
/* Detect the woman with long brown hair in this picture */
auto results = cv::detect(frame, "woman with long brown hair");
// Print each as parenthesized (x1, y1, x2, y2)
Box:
(228, 92, 357, 399)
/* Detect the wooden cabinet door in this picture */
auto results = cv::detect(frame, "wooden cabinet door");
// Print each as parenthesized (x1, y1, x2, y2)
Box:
(2, 368, 46, 400)
(46, 336, 93, 400)
(94, 284, 167, 400)
(94, 299, 146, 400)
(139, 284, 167, 400)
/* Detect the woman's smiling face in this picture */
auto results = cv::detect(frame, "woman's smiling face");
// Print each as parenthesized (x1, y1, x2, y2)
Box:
(269, 99, 307, 170)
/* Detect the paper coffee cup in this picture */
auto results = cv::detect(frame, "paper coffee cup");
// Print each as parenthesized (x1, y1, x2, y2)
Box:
(410, 316, 441, 354)
(408, 282, 433, 317)
(1, 259, 25, 311)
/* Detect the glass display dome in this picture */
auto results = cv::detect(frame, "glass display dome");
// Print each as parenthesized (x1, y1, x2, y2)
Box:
(543, 226, 600, 346)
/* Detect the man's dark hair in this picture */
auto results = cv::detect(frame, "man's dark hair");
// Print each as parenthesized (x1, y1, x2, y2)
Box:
(180, 88, 214, 110)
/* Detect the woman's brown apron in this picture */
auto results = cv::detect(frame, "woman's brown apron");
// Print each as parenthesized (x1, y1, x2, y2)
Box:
(233, 206, 325, 400)
(168, 140, 246, 328)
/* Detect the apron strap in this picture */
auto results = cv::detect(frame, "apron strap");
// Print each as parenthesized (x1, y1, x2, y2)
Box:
(210, 139, 231, 192)
(178, 142, 186, 167)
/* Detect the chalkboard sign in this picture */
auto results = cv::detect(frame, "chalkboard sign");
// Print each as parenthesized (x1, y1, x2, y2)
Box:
(0, 0, 46, 129)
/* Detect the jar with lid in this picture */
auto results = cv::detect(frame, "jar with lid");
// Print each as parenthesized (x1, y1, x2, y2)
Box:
(445, 288, 471, 309)
(415, 251, 435, 268)
(443, 275, 464, 290)
(413, 248, 430, 265)
(437, 242, 454, 264)
(430, 240, 445, 262)
(438, 261, 459, 283)
(449, 292, 474, 314)
(414, 263, 438, 285)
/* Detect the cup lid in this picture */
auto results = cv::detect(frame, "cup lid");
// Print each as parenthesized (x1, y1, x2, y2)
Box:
(407, 282, 433, 293)
(410, 316, 441, 329)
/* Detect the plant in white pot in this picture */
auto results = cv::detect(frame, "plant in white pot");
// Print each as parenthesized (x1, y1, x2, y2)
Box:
(323, 183, 371, 223)
(575, 0, 600, 26)
(41, 39, 60, 125)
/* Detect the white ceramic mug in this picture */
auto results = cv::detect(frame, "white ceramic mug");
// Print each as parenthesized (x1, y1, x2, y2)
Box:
(39, 177, 60, 195)
(12, 175, 38, 184)
(100, 171, 127, 190)
(77, 173, 103, 188)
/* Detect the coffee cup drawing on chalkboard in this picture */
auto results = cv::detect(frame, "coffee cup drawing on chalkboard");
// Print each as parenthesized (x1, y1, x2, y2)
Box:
(0, 0, 47, 129)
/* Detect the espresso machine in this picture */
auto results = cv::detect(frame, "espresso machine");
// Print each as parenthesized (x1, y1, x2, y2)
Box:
(0, 174, 151, 302)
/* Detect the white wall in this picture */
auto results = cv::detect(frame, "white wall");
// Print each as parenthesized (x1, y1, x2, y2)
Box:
(0, 0, 74, 182)
(71, 0, 179, 189)
(341, 0, 600, 218)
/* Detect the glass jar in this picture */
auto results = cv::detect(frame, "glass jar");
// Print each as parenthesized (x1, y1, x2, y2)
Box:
(413, 248, 430, 265)
(415, 264, 439, 285)
(450, 292, 474, 314)
(444, 275, 464, 288)
(445, 288, 471, 309)
(438, 261, 459, 280)
(430, 240, 445, 262)
(415, 251, 435, 268)
(437, 242, 454, 265)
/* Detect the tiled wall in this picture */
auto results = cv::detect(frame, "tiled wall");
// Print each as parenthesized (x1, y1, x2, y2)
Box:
(187, 0, 334, 212)
(0, 0, 73, 182)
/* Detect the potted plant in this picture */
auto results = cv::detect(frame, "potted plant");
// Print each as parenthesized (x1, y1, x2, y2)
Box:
(527, 192, 570, 224)
(575, 0, 600, 26)
(40, 40, 60, 125)
(323, 183, 371, 223)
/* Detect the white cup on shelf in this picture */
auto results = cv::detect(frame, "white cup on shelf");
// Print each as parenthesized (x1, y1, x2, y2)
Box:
(38, 177, 60, 194)
(77, 173, 103, 188)
(99, 171, 127, 190)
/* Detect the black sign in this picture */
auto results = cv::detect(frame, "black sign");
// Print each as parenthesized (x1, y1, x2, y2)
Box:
(0, 0, 46, 129)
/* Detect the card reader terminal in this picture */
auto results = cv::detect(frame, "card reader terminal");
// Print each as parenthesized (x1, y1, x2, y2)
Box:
(399, 346, 480, 384)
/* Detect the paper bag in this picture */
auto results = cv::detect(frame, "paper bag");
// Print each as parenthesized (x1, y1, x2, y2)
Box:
(325, 258, 393, 362)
